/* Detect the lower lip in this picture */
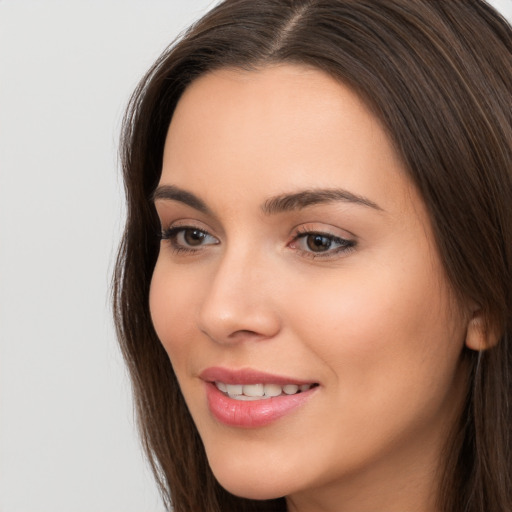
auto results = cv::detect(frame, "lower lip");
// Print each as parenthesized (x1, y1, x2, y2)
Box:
(205, 382, 317, 428)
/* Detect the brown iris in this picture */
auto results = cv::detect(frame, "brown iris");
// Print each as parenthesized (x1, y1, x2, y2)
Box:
(184, 229, 207, 246)
(306, 234, 332, 252)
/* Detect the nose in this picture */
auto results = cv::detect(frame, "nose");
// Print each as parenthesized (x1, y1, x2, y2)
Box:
(196, 248, 281, 345)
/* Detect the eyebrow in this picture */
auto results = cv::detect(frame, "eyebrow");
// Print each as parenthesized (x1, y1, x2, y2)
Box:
(262, 188, 382, 214)
(152, 185, 213, 215)
(151, 184, 382, 215)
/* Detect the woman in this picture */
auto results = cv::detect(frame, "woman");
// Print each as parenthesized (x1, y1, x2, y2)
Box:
(113, 1, 512, 511)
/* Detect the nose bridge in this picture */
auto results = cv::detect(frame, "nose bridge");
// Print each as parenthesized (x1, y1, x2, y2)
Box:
(197, 241, 280, 343)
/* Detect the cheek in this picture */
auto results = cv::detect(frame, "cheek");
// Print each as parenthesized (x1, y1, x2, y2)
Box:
(277, 265, 468, 478)
(149, 259, 199, 367)
(283, 253, 466, 401)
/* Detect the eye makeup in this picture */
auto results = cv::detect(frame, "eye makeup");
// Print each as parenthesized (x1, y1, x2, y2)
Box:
(289, 226, 356, 260)
(158, 222, 357, 261)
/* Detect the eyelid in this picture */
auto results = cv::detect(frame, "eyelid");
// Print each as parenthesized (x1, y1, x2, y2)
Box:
(292, 222, 356, 239)
(157, 217, 215, 235)
(159, 225, 217, 241)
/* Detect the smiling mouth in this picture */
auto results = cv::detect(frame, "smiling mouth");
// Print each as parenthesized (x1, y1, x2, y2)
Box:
(215, 382, 319, 401)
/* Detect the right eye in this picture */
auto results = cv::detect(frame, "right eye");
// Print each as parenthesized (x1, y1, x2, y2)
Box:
(160, 226, 219, 253)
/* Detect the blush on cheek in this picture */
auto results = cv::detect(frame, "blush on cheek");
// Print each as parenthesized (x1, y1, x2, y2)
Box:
(149, 267, 200, 363)
(148, 275, 167, 341)
(149, 272, 182, 350)
(297, 266, 455, 383)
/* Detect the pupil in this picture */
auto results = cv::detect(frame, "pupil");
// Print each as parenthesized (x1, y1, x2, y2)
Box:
(185, 229, 205, 246)
(307, 234, 331, 252)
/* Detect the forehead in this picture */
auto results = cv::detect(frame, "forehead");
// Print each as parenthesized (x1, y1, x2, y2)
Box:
(161, 64, 413, 215)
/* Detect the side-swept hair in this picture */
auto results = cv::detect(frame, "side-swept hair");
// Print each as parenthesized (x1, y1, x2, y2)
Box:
(114, 1, 512, 511)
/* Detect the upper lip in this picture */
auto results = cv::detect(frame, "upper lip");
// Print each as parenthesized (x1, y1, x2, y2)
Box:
(199, 366, 317, 386)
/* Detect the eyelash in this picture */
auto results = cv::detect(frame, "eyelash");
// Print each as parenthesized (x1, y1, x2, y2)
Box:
(159, 225, 218, 255)
(292, 226, 356, 259)
(159, 225, 356, 259)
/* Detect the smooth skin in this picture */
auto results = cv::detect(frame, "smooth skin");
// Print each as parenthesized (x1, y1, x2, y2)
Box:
(150, 65, 482, 512)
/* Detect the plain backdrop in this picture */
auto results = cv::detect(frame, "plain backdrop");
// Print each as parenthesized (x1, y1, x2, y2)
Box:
(0, 1, 511, 511)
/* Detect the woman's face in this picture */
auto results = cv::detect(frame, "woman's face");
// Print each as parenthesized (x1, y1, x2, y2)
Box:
(150, 65, 470, 510)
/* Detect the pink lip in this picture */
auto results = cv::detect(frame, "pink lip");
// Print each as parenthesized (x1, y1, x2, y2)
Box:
(200, 367, 318, 428)
(200, 366, 315, 386)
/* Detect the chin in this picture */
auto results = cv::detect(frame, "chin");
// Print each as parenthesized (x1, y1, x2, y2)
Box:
(207, 455, 294, 500)
(216, 477, 287, 501)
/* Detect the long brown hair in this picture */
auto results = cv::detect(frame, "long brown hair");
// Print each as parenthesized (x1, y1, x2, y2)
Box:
(113, 1, 512, 511)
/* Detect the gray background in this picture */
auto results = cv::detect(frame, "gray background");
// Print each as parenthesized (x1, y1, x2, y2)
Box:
(1, 1, 510, 511)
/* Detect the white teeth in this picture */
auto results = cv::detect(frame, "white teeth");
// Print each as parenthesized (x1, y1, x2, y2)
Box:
(264, 383, 282, 397)
(231, 394, 263, 401)
(225, 384, 243, 396)
(216, 381, 227, 393)
(283, 384, 299, 395)
(243, 384, 264, 397)
(215, 381, 315, 399)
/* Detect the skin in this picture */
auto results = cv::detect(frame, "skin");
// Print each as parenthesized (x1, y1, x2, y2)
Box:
(149, 65, 474, 512)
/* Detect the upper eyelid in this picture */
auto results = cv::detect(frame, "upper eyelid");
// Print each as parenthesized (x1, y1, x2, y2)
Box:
(293, 222, 356, 240)
(159, 222, 355, 240)
(161, 225, 216, 238)
(295, 230, 350, 242)
(154, 195, 363, 240)
(292, 230, 355, 246)
(159, 218, 215, 233)
(155, 209, 224, 236)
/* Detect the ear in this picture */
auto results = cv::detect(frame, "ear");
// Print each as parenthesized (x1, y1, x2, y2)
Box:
(465, 308, 500, 351)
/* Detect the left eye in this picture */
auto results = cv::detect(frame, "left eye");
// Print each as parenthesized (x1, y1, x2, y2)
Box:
(160, 227, 219, 249)
(294, 232, 355, 255)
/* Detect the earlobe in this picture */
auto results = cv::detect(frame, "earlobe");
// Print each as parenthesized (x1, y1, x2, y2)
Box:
(465, 309, 500, 351)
